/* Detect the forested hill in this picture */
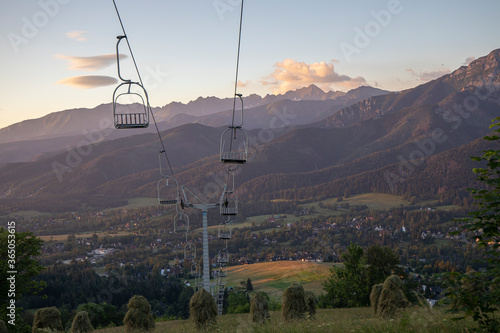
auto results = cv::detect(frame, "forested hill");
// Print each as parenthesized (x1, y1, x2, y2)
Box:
(1, 49, 500, 213)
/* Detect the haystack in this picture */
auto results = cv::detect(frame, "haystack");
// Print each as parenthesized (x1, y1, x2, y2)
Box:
(32, 307, 63, 333)
(0, 320, 7, 333)
(304, 291, 316, 319)
(377, 275, 408, 318)
(189, 288, 217, 329)
(70, 311, 94, 333)
(370, 283, 384, 316)
(250, 293, 270, 324)
(282, 283, 306, 321)
(123, 295, 155, 333)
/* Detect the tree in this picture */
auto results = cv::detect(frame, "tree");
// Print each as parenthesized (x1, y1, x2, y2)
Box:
(366, 245, 404, 289)
(321, 243, 368, 308)
(246, 278, 254, 291)
(320, 243, 405, 308)
(445, 118, 500, 332)
(0, 228, 45, 331)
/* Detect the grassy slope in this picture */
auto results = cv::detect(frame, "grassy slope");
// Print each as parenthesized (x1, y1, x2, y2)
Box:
(97, 307, 474, 333)
(225, 261, 334, 299)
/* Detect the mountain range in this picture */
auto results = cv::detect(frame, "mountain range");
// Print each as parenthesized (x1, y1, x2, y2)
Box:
(1, 49, 499, 213)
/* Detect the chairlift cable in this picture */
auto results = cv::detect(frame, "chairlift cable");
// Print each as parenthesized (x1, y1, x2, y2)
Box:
(230, 0, 244, 129)
(112, 0, 175, 178)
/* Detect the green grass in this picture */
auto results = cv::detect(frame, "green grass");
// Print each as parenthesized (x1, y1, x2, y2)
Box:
(96, 306, 475, 332)
(225, 261, 333, 300)
(105, 197, 158, 211)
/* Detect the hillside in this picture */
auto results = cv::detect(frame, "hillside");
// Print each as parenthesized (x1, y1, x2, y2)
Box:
(1, 49, 499, 213)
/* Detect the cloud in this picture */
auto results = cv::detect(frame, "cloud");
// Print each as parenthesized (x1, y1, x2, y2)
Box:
(57, 75, 118, 89)
(463, 56, 476, 66)
(261, 59, 367, 93)
(55, 54, 127, 71)
(66, 31, 87, 42)
(406, 68, 451, 82)
(237, 80, 250, 88)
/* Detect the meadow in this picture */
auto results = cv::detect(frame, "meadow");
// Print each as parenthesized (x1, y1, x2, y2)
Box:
(97, 306, 474, 333)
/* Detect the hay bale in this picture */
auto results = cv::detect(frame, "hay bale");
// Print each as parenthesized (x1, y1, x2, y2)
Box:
(370, 283, 384, 316)
(250, 293, 270, 324)
(0, 320, 7, 333)
(282, 283, 306, 322)
(123, 295, 155, 333)
(377, 275, 408, 318)
(304, 291, 316, 319)
(70, 311, 94, 333)
(189, 288, 217, 329)
(32, 307, 63, 333)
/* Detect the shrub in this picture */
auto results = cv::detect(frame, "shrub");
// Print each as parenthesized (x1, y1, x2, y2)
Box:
(123, 295, 155, 333)
(189, 289, 217, 329)
(282, 283, 306, 322)
(32, 307, 63, 333)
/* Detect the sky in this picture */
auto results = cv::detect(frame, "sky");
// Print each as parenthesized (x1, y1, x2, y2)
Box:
(0, 0, 499, 129)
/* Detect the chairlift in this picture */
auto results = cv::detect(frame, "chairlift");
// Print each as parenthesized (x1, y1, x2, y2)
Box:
(218, 219, 232, 240)
(112, 36, 149, 129)
(184, 242, 196, 260)
(217, 249, 229, 265)
(157, 177, 179, 205)
(220, 190, 238, 215)
(220, 94, 248, 164)
(174, 212, 190, 233)
(217, 266, 227, 278)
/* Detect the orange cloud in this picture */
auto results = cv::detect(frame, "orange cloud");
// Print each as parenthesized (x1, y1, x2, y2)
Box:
(261, 59, 366, 93)
(66, 31, 87, 42)
(57, 75, 118, 89)
(55, 54, 127, 72)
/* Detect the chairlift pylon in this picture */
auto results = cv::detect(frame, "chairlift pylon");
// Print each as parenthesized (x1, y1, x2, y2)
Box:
(112, 35, 150, 129)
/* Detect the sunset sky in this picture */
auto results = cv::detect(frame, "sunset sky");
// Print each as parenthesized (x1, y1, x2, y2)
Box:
(0, 0, 499, 128)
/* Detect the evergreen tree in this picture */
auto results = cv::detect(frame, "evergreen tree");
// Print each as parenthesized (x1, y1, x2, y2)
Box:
(445, 118, 500, 332)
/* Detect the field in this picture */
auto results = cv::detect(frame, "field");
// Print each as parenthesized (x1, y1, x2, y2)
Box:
(225, 261, 334, 299)
(97, 306, 474, 332)
(105, 197, 159, 210)
(37, 231, 132, 242)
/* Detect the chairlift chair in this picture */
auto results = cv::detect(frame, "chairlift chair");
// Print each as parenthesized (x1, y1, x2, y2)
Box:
(112, 35, 150, 129)
(218, 220, 232, 239)
(174, 212, 190, 233)
(217, 249, 229, 265)
(220, 94, 248, 164)
(184, 242, 196, 260)
(157, 177, 179, 205)
(220, 190, 238, 216)
(191, 262, 200, 277)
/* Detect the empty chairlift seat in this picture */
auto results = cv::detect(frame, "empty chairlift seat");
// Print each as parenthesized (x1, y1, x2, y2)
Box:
(157, 177, 179, 205)
(218, 220, 232, 239)
(174, 213, 189, 233)
(217, 249, 229, 265)
(112, 82, 150, 129)
(220, 127, 248, 164)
